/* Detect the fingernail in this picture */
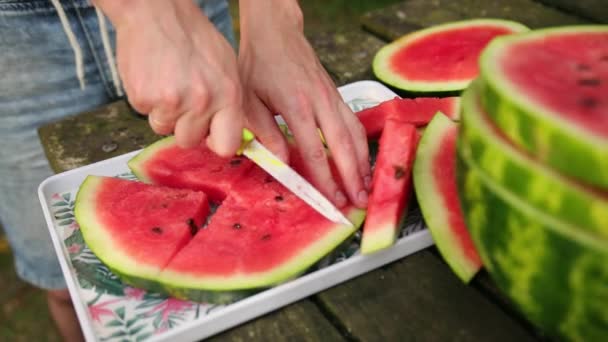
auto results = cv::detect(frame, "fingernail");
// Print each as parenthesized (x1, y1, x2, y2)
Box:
(335, 191, 347, 207)
(364, 175, 372, 190)
(358, 190, 368, 206)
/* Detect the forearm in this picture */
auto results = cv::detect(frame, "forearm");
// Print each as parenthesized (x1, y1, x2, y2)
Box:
(92, 0, 199, 28)
(238, 0, 303, 39)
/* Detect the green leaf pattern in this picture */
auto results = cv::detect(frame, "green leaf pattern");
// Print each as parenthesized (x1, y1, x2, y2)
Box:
(48, 99, 428, 341)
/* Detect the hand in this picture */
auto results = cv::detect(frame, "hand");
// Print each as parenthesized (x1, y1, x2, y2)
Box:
(238, 0, 371, 208)
(95, 0, 244, 156)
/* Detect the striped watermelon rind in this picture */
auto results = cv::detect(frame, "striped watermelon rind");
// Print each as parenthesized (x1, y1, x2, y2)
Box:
(457, 147, 608, 342)
(373, 19, 529, 92)
(479, 26, 608, 188)
(460, 82, 608, 240)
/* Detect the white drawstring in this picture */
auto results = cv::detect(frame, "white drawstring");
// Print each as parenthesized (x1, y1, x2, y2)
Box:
(50, 0, 124, 96)
(50, 0, 86, 90)
(95, 7, 123, 96)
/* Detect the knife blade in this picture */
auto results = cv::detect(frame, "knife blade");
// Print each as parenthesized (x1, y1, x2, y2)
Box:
(239, 129, 353, 227)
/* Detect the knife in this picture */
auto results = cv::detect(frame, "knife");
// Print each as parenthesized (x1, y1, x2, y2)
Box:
(239, 128, 353, 227)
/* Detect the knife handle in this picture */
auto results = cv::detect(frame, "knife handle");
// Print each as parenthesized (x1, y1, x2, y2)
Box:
(237, 128, 255, 155)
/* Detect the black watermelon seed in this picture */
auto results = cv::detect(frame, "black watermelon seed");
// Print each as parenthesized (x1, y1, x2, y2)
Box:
(161, 203, 168, 208)
(264, 176, 274, 183)
(261, 234, 271, 241)
(187, 218, 198, 236)
(274, 195, 284, 202)
(580, 97, 599, 109)
(230, 159, 242, 166)
(394, 165, 406, 179)
(578, 78, 601, 87)
(151, 227, 163, 234)
(233, 223, 242, 230)
(600, 55, 608, 62)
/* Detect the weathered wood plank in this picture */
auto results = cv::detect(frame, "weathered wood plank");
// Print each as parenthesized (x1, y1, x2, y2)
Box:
(361, 0, 589, 42)
(535, 0, 607, 23)
(316, 251, 538, 341)
(38, 101, 161, 173)
(208, 300, 344, 342)
(309, 29, 386, 86)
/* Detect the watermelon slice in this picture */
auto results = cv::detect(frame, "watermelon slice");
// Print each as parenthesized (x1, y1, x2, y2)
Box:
(457, 147, 608, 342)
(460, 82, 608, 240)
(77, 137, 366, 302)
(479, 26, 608, 188)
(128, 136, 253, 202)
(373, 19, 529, 92)
(361, 120, 418, 254)
(74, 176, 210, 289)
(413, 113, 482, 283)
(356, 96, 461, 137)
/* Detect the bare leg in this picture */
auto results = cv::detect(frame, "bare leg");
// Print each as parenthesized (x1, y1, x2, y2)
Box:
(47, 289, 84, 342)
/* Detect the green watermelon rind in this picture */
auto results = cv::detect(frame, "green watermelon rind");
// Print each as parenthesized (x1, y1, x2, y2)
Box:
(479, 26, 608, 188)
(457, 149, 608, 341)
(460, 83, 608, 240)
(157, 209, 366, 293)
(372, 19, 530, 92)
(413, 113, 480, 283)
(360, 221, 403, 255)
(126, 136, 177, 183)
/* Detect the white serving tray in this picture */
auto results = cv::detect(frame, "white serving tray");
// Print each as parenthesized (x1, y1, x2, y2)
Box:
(38, 80, 434, 342)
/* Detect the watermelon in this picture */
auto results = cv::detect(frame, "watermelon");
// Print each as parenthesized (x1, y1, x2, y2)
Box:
(356, 96, 461, 137)
(413, 113, 482, 283)
(479, 26, 608, 188)
(460, 83, 608, 240)
(457, 148, 608, 342)
(360, 120, 418, 254)
(128, 136, 253, 202)
(77, 137, 366, 303)
(373, 19, 529, 93)
(74, 176, 210, 291)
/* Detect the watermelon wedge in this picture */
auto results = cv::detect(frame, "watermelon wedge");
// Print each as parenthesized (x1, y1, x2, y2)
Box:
(413, 113, 482, 283)
(457, 147, 608, 342)
(373, 19, 529, 92)
(361, 120, 418, 254)
(356, 96, 461, 137)
(460, 82, 608, 239)
(127, 136, 253, 202)
(74, 176, 210, 289)
(76, 137, 366, 303)
(479, 26, 608, 188)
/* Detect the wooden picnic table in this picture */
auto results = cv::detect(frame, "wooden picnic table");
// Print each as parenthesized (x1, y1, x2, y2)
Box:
(38, 1, 603, 340)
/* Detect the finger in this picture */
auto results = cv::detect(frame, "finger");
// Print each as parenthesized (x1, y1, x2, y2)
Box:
(338, 100, 372, 190)
(148, 108, 177, 136)
(206, 103, 244, 157)
(174, 110, 210, 148)
(245, 94, 289, 162)
(284, 99, 347, 208)
(315, 99, 368, 208)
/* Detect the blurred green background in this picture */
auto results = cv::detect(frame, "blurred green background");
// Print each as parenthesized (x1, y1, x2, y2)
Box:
(0, 1, 400, 340)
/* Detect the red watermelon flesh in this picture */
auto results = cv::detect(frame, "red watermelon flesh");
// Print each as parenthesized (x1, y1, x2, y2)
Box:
(413, 113, 482, 282)
(361, 120, 419, 254)
(356, 97, 460, 137)
(75, 176, 210, 280)
(498, 32, 608, 138)
(390, 26, 513, 83)
(128, 137, 253, 202)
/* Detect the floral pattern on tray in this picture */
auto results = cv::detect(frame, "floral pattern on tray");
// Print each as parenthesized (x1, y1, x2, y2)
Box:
(49, 97, 427, 341)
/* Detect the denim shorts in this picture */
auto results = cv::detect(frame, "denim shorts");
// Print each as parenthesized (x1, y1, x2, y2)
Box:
(0, 0, 234, 290)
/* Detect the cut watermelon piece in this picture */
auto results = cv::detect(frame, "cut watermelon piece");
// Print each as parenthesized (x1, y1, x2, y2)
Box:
(413, 113, 482, 283)
(457, 147, 608, 342)
(128, 136, 253, 202)
(361, 120, 418, 254)
(74, 176, 209, 288)
(373, 19, 529, 92)
(479, 26, 608, 188)
(460, 82, 608, 240)
(356, 96, 461, 137)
